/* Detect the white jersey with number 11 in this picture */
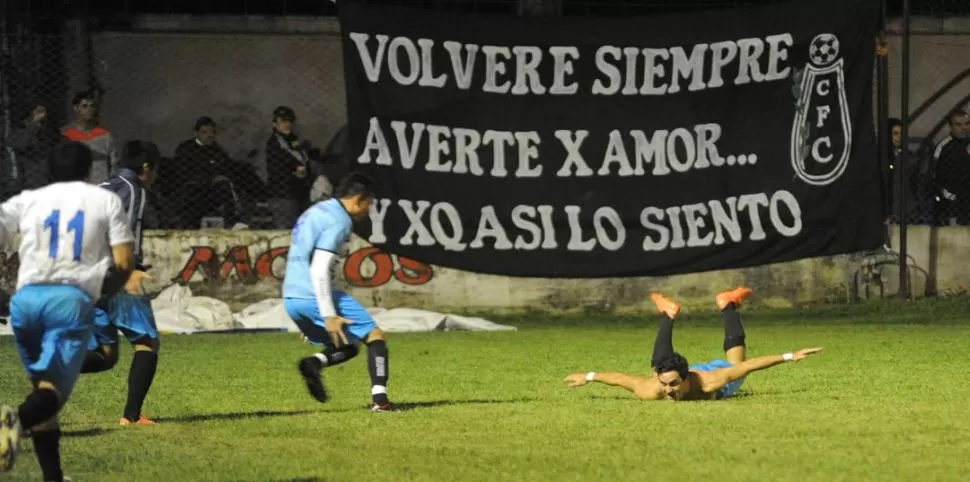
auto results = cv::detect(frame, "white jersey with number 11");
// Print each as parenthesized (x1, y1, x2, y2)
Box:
(0, 181, 135, 301)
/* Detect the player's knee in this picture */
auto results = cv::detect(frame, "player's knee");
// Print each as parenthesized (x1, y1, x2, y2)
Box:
(366, 328, 386, 343)
(134, 337, 160, 353)
(34, 381, 65, 406)
(80, 346, 118, 373)
(103, 345, 120, 367)
(343, 343, 361, 359)
(723, 336, 746, 352)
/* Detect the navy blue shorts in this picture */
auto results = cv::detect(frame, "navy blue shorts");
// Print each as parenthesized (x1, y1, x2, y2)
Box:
(88, 291, 159, 350)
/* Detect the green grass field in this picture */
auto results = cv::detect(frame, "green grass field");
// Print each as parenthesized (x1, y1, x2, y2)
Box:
(2, 298, 970, 481)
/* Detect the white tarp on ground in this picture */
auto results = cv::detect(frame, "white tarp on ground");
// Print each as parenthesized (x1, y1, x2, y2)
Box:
(0, 285, 516, 336)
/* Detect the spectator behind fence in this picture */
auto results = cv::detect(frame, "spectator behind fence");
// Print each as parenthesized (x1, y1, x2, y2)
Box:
(266, 105, 313, 229)
(168, 116, 247, 229)
(885, 118, 922, 223)
(61, 90, 119, 184)
(4, 103, 58, 195)
(928, 110, 970, 225)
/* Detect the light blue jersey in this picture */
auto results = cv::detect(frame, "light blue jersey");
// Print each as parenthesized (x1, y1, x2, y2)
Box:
(282, 199, 353, 300)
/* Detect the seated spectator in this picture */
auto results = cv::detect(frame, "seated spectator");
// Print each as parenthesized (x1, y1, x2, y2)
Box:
(164, 116, 252, 229)
(61, 89, 119, 184)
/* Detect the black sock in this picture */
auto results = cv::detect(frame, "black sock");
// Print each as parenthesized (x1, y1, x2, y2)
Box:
(18, 389, 60, 430)
(651, 315, 676, 368)
(366, 340, 389, 404)
(722, 304, 747, 351)
(80, 348, 114, 374)
(123, 351, 159, 421)
(314, 344, 359, 367)
(32, 429, 63, 482)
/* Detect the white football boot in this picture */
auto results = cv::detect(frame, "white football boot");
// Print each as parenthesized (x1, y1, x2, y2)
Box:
(0, 405, 23, 472)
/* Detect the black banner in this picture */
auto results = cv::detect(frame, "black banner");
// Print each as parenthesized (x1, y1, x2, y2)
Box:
(338, 0, 885, 278)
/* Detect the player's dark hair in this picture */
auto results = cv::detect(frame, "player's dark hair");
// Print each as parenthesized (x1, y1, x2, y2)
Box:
(334, 171, 378, 200)
(121, 140, 160, 172)
(654, 352, 689, 380)
(49, 141, 93, 182)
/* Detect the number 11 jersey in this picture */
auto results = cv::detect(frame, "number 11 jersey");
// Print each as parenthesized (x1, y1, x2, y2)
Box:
(0, 181, 135, 301)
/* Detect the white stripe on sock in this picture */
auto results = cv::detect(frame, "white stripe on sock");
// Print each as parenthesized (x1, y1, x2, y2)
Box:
(314, 353, 328, 366)
(371, 385, 387, 395)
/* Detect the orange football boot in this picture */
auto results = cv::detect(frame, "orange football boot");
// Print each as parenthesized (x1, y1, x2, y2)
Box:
(650, 293, 681, 319)
(715, 287, 753, 311)
(120, 416, 156, 426)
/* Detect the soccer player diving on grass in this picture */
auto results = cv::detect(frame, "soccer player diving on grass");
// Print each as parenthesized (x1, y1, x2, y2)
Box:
(563, 287, 823, 401)
(282, 172, 397, 413)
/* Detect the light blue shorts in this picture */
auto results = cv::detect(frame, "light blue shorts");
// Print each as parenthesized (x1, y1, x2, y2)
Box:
(284, 291, 378, 347)
(691, 359, 745, 399)
(11, 284, 96, 400)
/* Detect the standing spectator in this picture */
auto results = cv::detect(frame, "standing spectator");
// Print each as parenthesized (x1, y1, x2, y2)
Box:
(168, 116, 246, 229)
(266, 106, 312, 229)
(885, 118, 922, 223)
(928, 110, 970, 225)
(61, 90, 119, 184)
(4, 103, 58, 196)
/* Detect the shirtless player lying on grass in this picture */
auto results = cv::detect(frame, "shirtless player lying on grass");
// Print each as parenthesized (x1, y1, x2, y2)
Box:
(563, 287, 823, 401)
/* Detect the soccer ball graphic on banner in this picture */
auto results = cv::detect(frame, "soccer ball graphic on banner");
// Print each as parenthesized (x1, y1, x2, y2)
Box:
(808, 33, 840, 67)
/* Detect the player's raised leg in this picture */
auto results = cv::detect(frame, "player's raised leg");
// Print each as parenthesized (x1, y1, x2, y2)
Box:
(715, 287, 753, 364)
(650, 293, 681, 369)
(286, 298, 362, 403)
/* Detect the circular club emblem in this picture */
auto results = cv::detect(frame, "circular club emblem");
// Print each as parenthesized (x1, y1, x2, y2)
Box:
(809, 33, 840, 67)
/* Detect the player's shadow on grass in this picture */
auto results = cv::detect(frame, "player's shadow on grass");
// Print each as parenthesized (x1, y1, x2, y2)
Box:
(154, 409, 316, 424)
(60, 428, 110, 438)
(361, 398, 538, 412)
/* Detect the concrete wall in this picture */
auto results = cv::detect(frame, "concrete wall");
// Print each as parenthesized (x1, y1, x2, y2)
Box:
(1, 226, 960, 314)
(70, 17, 970, 179)
(885, 34, 970, 145)
(87, 21, 346, 177)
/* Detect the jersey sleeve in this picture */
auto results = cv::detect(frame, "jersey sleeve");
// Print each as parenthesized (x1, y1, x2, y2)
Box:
(0, 193, 25, 244)
(106, 194, 136, 246)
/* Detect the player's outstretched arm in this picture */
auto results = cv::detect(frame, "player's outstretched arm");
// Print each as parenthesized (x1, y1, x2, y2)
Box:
(562, 372, 662, 400)
(703, 347, 824, 391)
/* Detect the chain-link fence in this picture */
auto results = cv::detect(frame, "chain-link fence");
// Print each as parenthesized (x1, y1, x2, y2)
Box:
(3, 0, 970, 232)
(2, 20, 349, 230)
(882, 6, 970, 228)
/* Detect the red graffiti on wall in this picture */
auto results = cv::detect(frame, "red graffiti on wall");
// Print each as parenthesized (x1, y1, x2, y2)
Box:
(175, 245, 433, 288)
(342, 247, 434, 287)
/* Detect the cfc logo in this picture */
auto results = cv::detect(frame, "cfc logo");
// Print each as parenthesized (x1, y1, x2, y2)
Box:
(790, 33, 852, 186)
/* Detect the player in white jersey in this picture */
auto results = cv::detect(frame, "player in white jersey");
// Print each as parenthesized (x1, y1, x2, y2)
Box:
(0, 142, 136, 481)
(282, 172, 398, 412)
